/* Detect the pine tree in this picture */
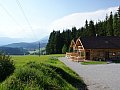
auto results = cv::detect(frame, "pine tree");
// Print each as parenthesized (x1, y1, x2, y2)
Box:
(96, 21, 106, 36)
(76, 27, 85, 38)
(61, 29, 71, 51)
(103, 14, 109, 36)
(113, 13, 118, 36)
(46, 31, 56, 54)
(71, 27, 77, 39)
(107, 12, 114, 36)
(54, 31, 63, 54)
(85, 20, 88, 29)
(62, 44, 67, 54)
(84, 20, 89, 36)
(88, 20, 96, 36)
(117, 6, 120, 36)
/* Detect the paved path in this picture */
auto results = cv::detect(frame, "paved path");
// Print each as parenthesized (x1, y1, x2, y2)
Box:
(59, 57, 120, 90)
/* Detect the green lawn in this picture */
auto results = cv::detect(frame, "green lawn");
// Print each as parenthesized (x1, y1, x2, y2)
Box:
(0, 54, 87, 90)
(12, 54, 65, 67)
(81, 61, 107, 65)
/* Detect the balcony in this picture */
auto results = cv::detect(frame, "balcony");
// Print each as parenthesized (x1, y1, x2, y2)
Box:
(66, 52, 85, 62)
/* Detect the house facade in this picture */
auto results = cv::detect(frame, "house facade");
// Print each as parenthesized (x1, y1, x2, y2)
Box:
(66, 36, 120, 61)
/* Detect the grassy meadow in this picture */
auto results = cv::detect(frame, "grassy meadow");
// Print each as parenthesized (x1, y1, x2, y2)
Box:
(12, 54, 65, 67)
(0, 54, 87, 90)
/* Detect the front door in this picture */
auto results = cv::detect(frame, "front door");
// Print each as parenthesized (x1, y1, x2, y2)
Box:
(86, 51, 90, 60)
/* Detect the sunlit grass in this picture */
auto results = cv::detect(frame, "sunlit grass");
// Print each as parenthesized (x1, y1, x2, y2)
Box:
(12, 54, 65, 67)
(81, 61, 107, 65)
(0, 54, 87, 90)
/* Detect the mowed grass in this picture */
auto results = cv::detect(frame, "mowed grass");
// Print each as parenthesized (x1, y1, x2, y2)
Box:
(12, 54, 82, 83)
(12, 54, 65, 68)
(12, 54, 78, 78)
(81, 61, 107, 65)
(0, 54, 87, 90)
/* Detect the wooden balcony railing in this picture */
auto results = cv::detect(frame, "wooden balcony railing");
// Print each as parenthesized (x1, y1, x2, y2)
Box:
(66, 52, 85, 62)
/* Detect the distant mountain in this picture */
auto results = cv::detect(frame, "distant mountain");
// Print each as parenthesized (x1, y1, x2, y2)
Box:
(0, 36, 49, 50)
(0, 37, 23, 46)
(0, 37, 39, 46)
(0, 47, 29, 55)
(2, 42, 47, 50)
(36, 36, 49, 43)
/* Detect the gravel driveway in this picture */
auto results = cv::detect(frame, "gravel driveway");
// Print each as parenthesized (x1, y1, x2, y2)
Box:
(59, 57, 120, 90)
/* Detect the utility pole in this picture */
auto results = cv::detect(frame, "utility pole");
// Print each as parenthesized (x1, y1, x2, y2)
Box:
(39, 42, 40, 57)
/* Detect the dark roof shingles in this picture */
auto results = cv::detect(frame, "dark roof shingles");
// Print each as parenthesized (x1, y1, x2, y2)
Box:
(80, 36, 120, 49)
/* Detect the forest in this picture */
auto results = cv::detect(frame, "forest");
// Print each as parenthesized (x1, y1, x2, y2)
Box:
(46, 7, 120, 54)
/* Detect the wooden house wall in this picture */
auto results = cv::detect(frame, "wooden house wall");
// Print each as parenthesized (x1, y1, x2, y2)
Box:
(89, 49, 120, 60)
(69, 38, 120, 61)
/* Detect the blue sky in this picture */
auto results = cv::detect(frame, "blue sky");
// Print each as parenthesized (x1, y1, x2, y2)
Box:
(0, 0, 119, 42)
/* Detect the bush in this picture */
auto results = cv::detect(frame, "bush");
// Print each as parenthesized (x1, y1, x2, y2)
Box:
(0, 52, 15, 82)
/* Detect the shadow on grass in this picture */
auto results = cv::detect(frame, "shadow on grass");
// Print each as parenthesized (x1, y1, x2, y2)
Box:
(49, 65, 88, 90)
(25, 60, 88, 90)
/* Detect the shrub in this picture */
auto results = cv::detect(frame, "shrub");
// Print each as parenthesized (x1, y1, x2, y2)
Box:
(0, 52, 15, 82)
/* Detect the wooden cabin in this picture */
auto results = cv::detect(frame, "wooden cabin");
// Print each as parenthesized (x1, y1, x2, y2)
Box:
(66, 36, 120, 61)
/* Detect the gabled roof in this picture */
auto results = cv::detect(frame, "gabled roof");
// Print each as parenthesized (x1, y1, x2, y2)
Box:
(70, 39, 76, 47)
(80, 36, 120, 49)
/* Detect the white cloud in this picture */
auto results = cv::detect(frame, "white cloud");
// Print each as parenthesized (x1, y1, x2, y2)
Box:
(0, 25, 49, 41)
(49, 6, 118, 31)
(0, 6, 118, 41)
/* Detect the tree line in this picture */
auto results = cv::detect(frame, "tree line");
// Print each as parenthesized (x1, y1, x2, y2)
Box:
(46, 7, 120, 54)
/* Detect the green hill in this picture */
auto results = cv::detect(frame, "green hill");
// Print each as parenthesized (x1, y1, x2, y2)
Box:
(2, 42, 47, 51)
